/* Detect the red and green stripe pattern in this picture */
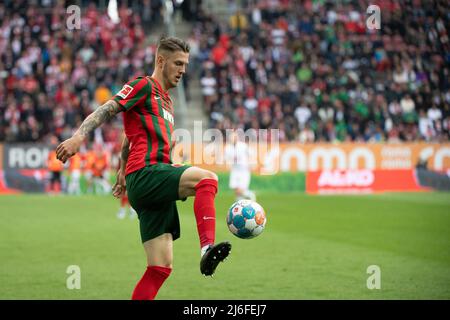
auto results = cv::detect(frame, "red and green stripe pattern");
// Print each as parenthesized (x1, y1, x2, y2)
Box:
(113, 76, 176, 175)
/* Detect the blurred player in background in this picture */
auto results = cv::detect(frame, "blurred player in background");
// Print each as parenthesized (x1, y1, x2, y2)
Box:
(117, 192, 137, 219)
(92, 144, 111, 195)
(67, 151, 83, 195)
(56, 36, 231, 300)
(225, 131, 256, 201)
(85, 144, 110, 195)
(83, 147, 95, 194)
(47, 136, 64, 194)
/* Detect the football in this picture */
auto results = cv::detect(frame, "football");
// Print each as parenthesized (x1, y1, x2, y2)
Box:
(226, 200, 267, 239)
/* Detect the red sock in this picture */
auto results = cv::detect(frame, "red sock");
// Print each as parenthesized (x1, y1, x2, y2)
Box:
(121, 194, 128, 207)
(193, 178, 217, 249)
(131, 266, 172, 300)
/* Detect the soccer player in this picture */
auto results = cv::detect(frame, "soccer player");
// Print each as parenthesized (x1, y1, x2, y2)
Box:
(91, 143, 111, 195)
(83, 147, 96, 194)
(55, 36, 231, 300)
(67, 151, 83, 195)
(84, 144, 110, 195)
(224, 131, 256, 201)
(47, 136, 64, 194)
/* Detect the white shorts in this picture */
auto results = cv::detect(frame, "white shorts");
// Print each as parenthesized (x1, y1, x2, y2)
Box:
(229, 169, 250, 191)
(70, 170, 81, 180)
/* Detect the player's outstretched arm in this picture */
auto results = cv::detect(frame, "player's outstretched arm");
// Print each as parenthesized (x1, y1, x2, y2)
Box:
(112, 136, 129, 198)
(56, 100, 122, 163)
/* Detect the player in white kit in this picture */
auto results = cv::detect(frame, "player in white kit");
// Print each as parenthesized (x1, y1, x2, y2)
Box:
(224, 131, 256, 202)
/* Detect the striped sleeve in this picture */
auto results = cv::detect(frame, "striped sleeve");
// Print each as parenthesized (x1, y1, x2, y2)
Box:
(112, 77, 149, 111)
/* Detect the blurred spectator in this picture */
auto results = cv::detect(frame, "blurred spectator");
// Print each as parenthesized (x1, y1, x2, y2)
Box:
(229, 10, 248, 34)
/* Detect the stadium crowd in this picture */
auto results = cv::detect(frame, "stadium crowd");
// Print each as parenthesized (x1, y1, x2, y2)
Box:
(193, 0, 450, 142)
(0, 0, 165, 149)
(0, 0, 449, 146)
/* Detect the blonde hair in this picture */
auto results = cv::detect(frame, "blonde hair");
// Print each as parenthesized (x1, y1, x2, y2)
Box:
(157, 36, 190, 55)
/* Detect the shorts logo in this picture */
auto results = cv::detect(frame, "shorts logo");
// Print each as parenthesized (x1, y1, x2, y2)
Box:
(117, 85, 133, 99)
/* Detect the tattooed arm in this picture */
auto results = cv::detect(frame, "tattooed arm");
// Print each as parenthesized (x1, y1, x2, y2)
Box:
(74, 100, 122, 140)
(56, 100, 122, 163)
(112, 136, 129, 198)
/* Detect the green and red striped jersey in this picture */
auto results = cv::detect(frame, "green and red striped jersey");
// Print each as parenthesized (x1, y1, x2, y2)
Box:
(112, 76, 175, 175)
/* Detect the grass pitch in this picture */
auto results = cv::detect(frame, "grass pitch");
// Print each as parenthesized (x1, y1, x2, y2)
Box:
(0, 192, 449, 299)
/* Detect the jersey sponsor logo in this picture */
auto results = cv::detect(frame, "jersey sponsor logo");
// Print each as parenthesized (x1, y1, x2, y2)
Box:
(162, 108, 174, 125)
(117, 84, 133, 99)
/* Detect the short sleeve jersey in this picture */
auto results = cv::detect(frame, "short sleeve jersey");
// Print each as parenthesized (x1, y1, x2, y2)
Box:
(112, 76, 175, 175)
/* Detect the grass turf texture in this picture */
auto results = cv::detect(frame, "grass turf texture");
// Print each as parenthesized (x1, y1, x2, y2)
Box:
(0, 192, 449, 299)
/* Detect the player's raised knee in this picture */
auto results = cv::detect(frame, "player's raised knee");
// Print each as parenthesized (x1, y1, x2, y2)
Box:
(201, 170, 218, 182)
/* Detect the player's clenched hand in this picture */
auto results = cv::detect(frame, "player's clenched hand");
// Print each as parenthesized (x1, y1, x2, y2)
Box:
(56, 135, 83, 163)
(112, 169, 126, 198)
